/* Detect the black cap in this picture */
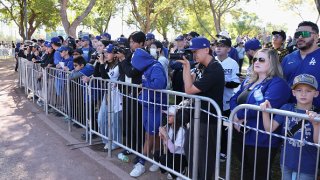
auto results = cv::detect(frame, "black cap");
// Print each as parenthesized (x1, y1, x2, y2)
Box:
(216, 37, 232, 47)
(272, 30, 286, 41)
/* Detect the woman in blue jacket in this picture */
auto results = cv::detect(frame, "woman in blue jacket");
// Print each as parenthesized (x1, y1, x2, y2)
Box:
(230, 48, 291, 179)
(129, 48, 167, 177)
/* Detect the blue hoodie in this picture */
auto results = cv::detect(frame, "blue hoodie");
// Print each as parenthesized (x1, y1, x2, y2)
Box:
(132, 48, 167, 106)
(230, 76, 291, 147)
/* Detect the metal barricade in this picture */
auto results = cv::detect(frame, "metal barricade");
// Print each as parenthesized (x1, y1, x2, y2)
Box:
(89, 78, 223, 180)
(18, 58, 28, 88)
(0, 48, 13, 59)
(32, 63, 45, 103)
(46, 67, 70, 117)
(69, 77, 90, 131)
(226, 104, 320, 180)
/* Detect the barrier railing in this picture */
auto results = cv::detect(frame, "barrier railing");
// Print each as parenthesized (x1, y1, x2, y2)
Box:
(17, 57, 320, 180)
(0, 48, 14, 59)
(227, 104, 320, 180)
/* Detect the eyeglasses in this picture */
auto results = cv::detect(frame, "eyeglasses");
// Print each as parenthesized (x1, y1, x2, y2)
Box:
(73, 53, 80, 56)
(294, 31, 315, 39)
(253, 57, 266, 63)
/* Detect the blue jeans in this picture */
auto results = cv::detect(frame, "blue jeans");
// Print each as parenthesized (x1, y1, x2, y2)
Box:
(97, 96, 122, 148)
(282, 165, 315, 180)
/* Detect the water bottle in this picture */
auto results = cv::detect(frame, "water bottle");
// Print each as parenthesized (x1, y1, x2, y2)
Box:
(253, 88, 264, 105)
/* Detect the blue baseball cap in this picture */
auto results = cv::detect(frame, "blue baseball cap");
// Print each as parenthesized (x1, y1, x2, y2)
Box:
(102, 33, 111, 40)
(146, 33, 155, 40)
(104, 44, 114, 53)
(95, 35, 102, 41)
(44, 41, 52, 48)
(57, 46, 70, 52)
(117, 37, 128, 44)
(82, 36, 90, 42)
(51, 37, 60, 44)
(175, 35, 184, 41)
(244, 39, 261, 52)
(186, 37, 210, 50)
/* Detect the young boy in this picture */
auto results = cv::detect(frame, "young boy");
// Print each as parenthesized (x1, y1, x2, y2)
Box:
(260, 74, 320, 179)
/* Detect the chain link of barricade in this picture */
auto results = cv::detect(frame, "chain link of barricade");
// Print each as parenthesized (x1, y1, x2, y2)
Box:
(17, 57, 320, 180)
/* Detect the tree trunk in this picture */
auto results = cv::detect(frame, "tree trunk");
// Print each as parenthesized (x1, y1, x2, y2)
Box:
(315, 0, 320, 15)
(209, 0, 221, 33)
(59, 0, 97, 38)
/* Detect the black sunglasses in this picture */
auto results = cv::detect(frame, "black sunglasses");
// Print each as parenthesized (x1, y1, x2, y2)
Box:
(253, 57, 266, 63)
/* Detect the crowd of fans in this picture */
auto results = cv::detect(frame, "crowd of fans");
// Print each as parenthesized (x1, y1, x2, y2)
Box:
(15, 20, 320, 180)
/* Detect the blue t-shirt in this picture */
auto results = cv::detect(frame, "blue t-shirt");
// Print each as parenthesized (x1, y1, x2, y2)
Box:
(274, 103, 318, 175)
(82, 47, 90, 62)
(281, 49, 320, 108)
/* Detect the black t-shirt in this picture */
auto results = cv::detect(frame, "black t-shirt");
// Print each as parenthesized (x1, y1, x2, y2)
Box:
(193, 58, 225, 123)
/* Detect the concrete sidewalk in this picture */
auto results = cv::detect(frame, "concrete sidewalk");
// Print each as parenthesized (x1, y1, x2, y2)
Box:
(0, 59, 135, 180)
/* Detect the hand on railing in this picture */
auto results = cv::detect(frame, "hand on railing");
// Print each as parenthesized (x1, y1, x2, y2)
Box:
(306, 110, 320, 125)
(82, 76, 91, 83)
(260, 100, 272, 111)
(233, 115, 244, 132)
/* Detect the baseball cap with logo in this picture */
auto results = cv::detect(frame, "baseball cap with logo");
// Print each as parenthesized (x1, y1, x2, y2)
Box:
(82, 36, 90, 42)
(216, 30, 231, 39)
(292, 74, 318, 90)
(57, 46, 70, 52)
(146, 33, 155, 40)
(102, 33, 111, 40)
(104, 44, 114, 53)
(216, 37, 232, 47)
(186, 36, 210, 50)
(51, 37, 61, 44)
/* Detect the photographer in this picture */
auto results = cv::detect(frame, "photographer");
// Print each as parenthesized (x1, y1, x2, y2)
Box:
(177, 37, 224, 180)
(169, 35, 195, 103)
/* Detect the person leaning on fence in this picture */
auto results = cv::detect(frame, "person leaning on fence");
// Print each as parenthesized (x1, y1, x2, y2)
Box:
(129, 48, 167, 177)
(260, 74, 320, 180)
(96, 44, 122, 150)
(116, 31, 144, 163)
(229, 48, 291, 180)
(149, 106, 189, 180)
(177, 36, 225, 180)
(68, 55, 94, 80)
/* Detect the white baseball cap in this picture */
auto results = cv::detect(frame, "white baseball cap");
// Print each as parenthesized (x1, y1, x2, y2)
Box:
(216, 30, 231, 39)
(162, 106, 178, 116)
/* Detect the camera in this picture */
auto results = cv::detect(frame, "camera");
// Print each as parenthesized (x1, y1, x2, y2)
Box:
(91, 51, 99, 60)
(112, 46, 130, 55)
(169, 51, 193, 61)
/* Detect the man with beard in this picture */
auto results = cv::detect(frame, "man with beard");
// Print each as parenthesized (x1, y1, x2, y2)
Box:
(282, 21, 320, 108)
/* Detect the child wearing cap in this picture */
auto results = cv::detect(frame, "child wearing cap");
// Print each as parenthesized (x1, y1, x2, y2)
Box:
(149, 106, 188, 180)
(260, 74, 320, 179)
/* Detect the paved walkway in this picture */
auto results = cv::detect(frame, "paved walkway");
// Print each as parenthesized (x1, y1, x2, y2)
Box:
(0, 58, 134, 180)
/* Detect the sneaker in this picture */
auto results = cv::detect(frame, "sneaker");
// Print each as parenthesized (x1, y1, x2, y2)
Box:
(220, 153, 227, 162)
(36, 99, 43, 107)
(130, 163, 145, 177)
(149, 164, 160, 172)
(117, 152, 129, 163)
(167, 173, 173, 180)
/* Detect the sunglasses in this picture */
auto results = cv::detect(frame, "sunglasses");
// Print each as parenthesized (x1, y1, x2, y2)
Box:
(253, 57, 266, 63)
(294, 31, 314, 39)
(73, 53, 80, 56)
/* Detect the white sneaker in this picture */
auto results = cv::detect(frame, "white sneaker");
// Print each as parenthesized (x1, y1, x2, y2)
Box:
(167, 173, 173, 180)
(149, 164, 160, 172)
(130, 163, 145, 177)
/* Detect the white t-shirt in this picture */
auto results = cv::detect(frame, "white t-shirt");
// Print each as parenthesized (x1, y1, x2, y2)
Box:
(106, 65, 122, 112)
(168, 126, 185, 154)
(216, 56, 240, 111)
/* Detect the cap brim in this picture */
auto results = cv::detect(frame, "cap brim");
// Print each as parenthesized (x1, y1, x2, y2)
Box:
(292, 82, 317, 90)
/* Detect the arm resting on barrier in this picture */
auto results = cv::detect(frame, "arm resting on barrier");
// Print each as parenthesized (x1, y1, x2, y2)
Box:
(260, 100, 280, 132)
